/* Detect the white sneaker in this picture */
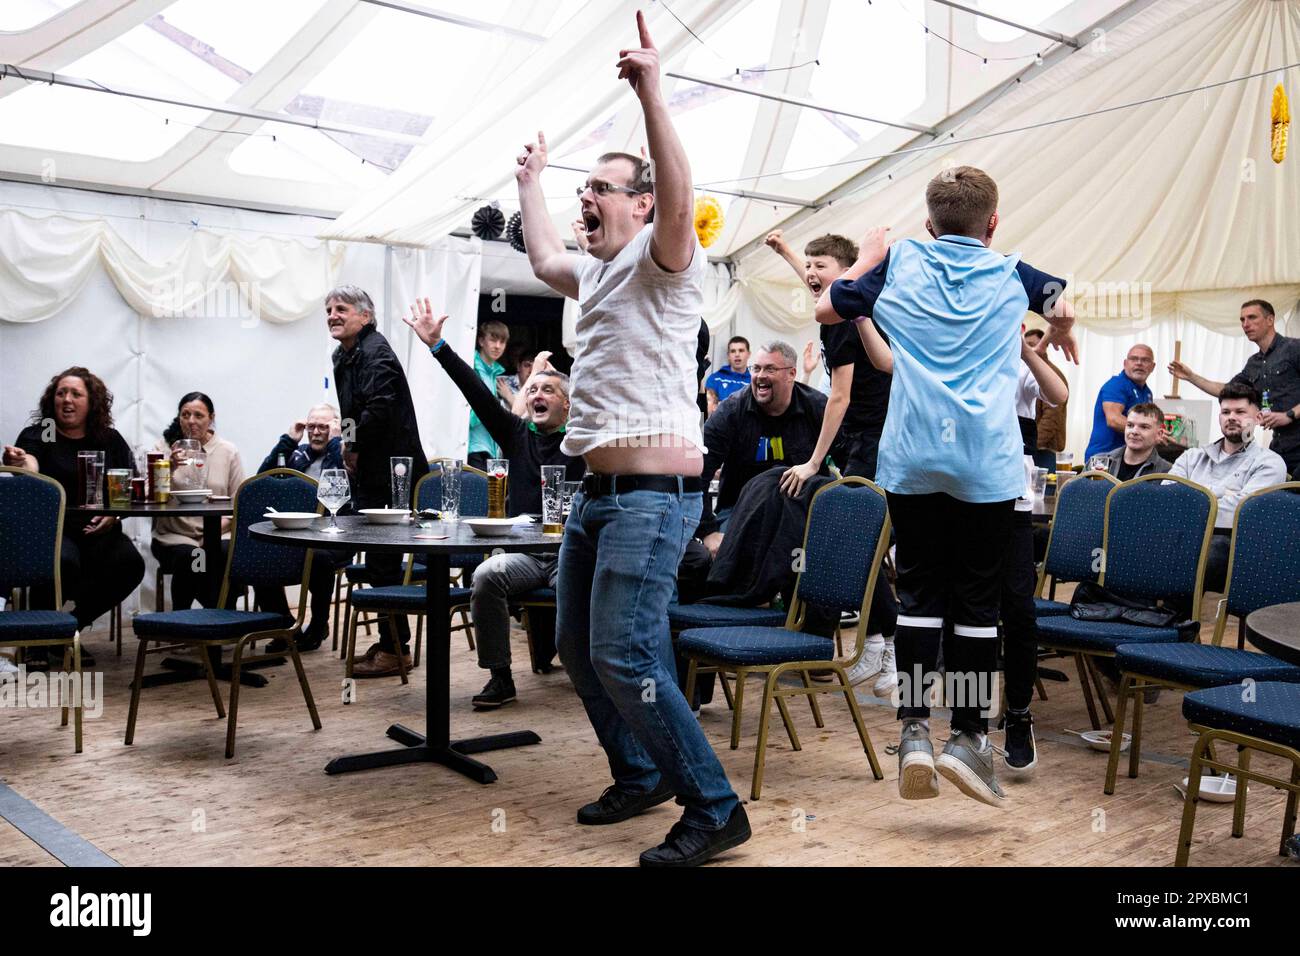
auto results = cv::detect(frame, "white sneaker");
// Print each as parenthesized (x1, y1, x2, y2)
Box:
(844, 634, 885, 686)
(0, 656, 18, 676)
(873, 639, 897, 698)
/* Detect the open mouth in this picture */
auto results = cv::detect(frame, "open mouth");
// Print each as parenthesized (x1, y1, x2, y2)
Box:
(582, 208, 602, 241)
(753, 382, 772, 399)
(807, 277, 822, 295)
(532, 400, 548, 416)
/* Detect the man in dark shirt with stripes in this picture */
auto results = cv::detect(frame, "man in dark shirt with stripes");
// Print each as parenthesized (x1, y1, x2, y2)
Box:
(1169, 299, 1300, 477)
(405, 299, 584, 709)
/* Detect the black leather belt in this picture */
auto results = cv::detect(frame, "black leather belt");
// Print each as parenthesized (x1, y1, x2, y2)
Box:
(581, 474, 705, 497)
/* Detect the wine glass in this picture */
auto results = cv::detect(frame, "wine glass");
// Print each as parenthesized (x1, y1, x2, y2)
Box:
(318, 468, 350, 534)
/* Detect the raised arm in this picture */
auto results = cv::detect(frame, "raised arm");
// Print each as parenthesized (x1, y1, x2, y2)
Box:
(764, 230, 809, 288)
(1167, 360, 1226, 398)
(620, 11, 694, 273)
(854, 318, 894, 374)
(515, 131, 580, 299)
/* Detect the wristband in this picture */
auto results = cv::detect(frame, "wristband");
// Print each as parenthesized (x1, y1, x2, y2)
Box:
(1287, 408, 1297, 422)
(849, 315, 870, 324)
(429, 339, 446, 354)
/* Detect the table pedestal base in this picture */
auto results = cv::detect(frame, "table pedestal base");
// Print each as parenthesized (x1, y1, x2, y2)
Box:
(323, 723, 541, 782)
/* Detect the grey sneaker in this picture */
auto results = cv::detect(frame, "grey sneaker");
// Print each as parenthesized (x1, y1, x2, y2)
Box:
(936, 730, 1007, 807)
(897, 720, 940, 800)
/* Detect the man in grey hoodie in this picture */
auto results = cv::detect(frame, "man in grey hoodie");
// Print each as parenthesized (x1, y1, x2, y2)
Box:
(1095, 403, 1173, 480)
(1169, 382, 1287, 593)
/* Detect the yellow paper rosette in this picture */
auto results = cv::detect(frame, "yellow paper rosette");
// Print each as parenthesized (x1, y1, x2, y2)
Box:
(1272, 83, 1289, 164)
(694, 195, 724, 248)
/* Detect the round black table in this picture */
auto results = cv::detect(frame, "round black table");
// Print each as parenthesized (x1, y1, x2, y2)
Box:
(77, 499, 275, 688)
(251, 515, 563, 784)
(1245, 602, 1300, 666)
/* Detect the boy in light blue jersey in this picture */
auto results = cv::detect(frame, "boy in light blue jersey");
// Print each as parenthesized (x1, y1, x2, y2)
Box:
(817, 165, 1078, 806)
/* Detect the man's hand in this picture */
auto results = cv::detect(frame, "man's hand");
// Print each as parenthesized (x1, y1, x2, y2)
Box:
(83, 516, 116, 536)
(702, 531, 724, 558)
(343, 449, 358, 476)
(532, 350, 555, 374)
(515, 130, 549, 184)
(617, 11, 661, 99)
(289, 420, 307, 442)
(402, 297, 449, 347)
(802, 340, 819, 375)
(571, 220, 589, 253)
(329, 418, 342, 440)
(1259, 410, 1291, 429)
(778, 461, 819, 498)
(857, 226, 892, 267)
(1041, 325, 1079, 365)
(1167, 359, 1194, 381)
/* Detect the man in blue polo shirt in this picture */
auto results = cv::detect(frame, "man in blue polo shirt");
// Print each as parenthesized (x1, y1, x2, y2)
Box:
(704, 336, 751, 415)
(1084, 344, 1155, 461)
(817, 165, 1077, 809)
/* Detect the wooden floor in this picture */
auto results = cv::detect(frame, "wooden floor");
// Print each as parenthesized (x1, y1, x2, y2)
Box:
(1, 594, 1295, 867)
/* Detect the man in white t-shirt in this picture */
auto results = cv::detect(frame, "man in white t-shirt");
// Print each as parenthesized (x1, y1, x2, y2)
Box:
(513, 11, 746, 868)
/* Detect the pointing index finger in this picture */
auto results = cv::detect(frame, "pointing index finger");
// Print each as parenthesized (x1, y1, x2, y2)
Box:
(636, 9, 654, 50)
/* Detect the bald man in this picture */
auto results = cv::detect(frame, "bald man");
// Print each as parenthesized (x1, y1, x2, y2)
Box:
(1085, 344, 1155, 461)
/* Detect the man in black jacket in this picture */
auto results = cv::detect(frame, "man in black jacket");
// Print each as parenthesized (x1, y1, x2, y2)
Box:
(405, 299, 584, 708)
(327, 285, 429, 678)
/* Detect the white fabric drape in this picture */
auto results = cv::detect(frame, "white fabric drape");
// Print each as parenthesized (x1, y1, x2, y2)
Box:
(0, 208, 346, 325)
(385, 237, 484, 462)
(733, 0, 1300, 334)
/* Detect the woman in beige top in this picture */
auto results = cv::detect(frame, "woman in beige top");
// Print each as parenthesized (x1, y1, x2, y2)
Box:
(150, 391, 245, 609)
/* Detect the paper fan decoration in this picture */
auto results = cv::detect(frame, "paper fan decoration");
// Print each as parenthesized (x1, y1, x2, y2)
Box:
(471, 203, 505, 240)
(694, 195, 724, 248)
(1271, 83, 1289, 164)
(506, 211, 526, 253)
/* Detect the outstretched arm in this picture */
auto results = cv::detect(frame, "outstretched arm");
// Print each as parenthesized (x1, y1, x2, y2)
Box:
(1167, 361, 1226, 398)
(764, 230, 809, 288)
(620, 11, 694, 273)
(815, 227, 891, 325)
(1023, 334, 1068, 405)
(515, 131, 580, 299)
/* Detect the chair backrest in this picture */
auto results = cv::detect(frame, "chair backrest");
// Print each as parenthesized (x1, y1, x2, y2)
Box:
(1038, 471, 1118, 590)
(1217, 483, 1300, 640)
(0, 467, 65, 601)
(792, 478, 891, 636)
(222, 470, 320, 600)
(1101, 474, 1216, 618)
(414, 463, 489, 518)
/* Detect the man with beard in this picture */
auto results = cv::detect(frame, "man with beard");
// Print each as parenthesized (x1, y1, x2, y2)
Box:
(513, 11, 747, 867)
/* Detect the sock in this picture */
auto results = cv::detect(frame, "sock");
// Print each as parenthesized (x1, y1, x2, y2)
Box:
(865, 633, 885, 647)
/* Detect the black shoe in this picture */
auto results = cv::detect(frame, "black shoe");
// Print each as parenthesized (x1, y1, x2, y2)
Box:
(577, 779, 675, 826)
(1000, 710, 1037, 775)
(297, 624, 326, 652)
(471, 674, 517, 709)
(639, 804, 751, 867)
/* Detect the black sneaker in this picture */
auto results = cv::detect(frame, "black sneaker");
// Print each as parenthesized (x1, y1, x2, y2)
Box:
(1001, 710, 1037, 775)
(639, 804, 752, 867)
(471, 674, 517, 710)
(576, 779, 675, 826)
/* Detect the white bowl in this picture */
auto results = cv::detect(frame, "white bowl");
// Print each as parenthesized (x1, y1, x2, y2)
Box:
(464, 517, 523, 537)
(359, 508, 409, 525)
(172, 488, 213, 502)
(1080, 729, 1131, 753)
(1182, 774, 1240, 803)
(265, 512, 319, 530)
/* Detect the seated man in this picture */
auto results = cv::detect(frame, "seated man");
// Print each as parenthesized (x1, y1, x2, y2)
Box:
(258, 404, 350, 651)
(1094, 403, 1173, 479)
(404, 300, 584, 709)
(1168, 382, 1287, 593)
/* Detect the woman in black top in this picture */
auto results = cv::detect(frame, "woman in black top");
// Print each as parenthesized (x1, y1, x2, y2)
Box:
(3, 367, 145, 660)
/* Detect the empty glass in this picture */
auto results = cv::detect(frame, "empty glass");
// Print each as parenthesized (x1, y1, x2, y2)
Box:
(440, 459, 462, 522)
(390, 456, 412, 512)
(1031, 467, 1048, 499)
(541, 465, 565, 534)
(318, 468, 350, 534)
(76, 450, 105, 507)
(171, 438, 203, 490)
(561, 480, 580, 520)
(1087, 455, 1110, 473)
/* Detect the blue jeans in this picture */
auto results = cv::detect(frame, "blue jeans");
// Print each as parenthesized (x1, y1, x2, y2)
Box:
(556, 487, 739, 830)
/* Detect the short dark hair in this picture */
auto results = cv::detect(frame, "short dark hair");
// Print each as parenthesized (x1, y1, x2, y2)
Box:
(1220, 381, 1259, 407)
(1129, 402, 1164, 421)
(1023, 328, 1045, 343)
(596, 152, 655, 224)
(727, 336, 750, 350)
(803, 234, 858, 268)
(1241, 299, 1275, 318)
(925, 165, 999, 238)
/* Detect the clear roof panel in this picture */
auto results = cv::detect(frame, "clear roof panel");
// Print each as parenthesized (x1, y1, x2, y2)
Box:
(0, 0, 78, 32)
(975, 0, 1075, 43)
(156, 0, 331, 75)
(227, 122, 390, 189)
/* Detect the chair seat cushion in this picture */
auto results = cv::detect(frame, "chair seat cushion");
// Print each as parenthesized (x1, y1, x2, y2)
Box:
(1183, 681, 1300, 751)
(1033, 598, 1071, 617)
(133, 609, 294, 640)
(514, 587, 556, 604)
(1036, 615, 1182, 652)
(1117, 643, 1300, 688)
(350, 585, 472, 611)
(669, 603, 787, 631)
(0, 610, 78, 641)
(678, 626, 834, 665)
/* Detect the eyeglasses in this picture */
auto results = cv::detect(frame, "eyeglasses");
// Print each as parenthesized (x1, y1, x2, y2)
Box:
(576, 179, 643, 198)
(305, 424, 331, 432)
(749, 364, 795, 376)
